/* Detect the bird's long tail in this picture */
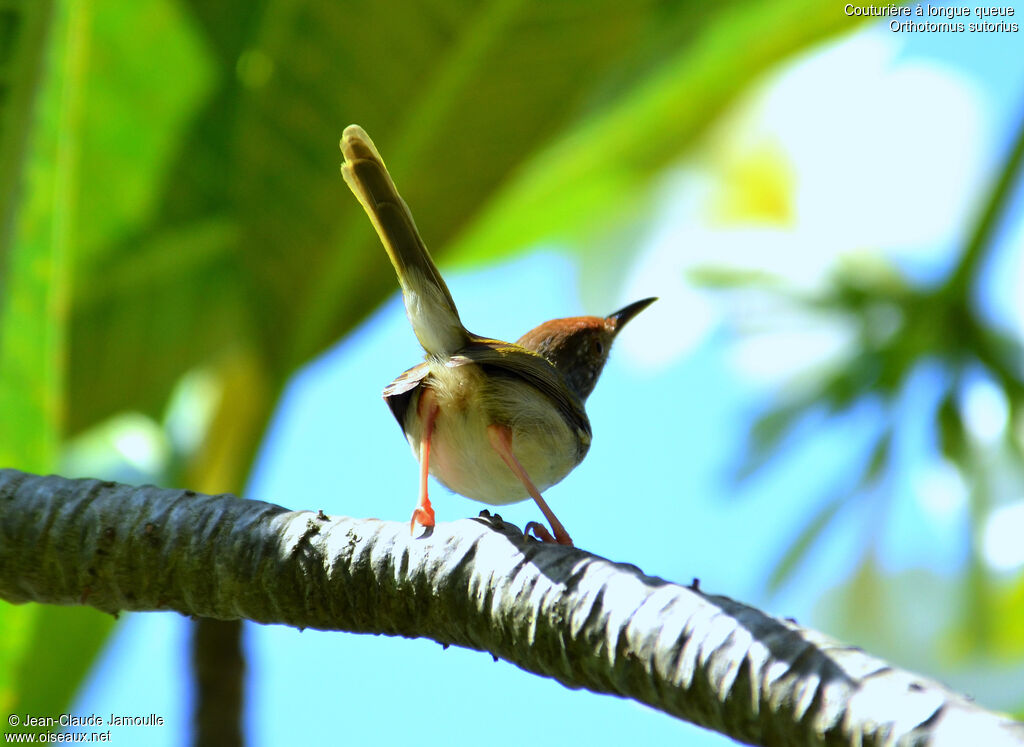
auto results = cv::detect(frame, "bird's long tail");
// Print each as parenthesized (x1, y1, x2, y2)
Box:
(340, 125, 467, 356)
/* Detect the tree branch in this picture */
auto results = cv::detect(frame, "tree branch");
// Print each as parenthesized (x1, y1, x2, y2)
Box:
(1, 469, 1021, 746)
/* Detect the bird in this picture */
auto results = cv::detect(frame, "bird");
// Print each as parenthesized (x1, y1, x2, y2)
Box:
(340, 124, 654, 546)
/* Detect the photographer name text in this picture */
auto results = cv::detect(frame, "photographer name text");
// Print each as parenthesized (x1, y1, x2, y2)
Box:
(7, 714, 163, 729)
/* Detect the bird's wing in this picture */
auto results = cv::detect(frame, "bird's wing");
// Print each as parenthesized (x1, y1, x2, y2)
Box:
(382, 362, 430, 429)
(453, 338, 592, 443)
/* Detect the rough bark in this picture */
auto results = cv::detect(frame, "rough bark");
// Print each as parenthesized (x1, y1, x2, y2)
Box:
(1, 468, 1021, 746)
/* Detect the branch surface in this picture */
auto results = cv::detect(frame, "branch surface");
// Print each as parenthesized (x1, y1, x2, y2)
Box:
(1, 469, 1021, 746)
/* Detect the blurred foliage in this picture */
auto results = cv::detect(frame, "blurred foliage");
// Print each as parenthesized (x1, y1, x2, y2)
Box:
(0, 0, 865, 734)
(0, 0, 59, 473)
(725, 114, 1024, 674)
(816, 564, 1024, 716)
(0, 0, 52, 257)
(0, 0, 118, 723)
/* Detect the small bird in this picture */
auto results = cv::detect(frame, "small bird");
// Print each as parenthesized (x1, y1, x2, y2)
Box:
(340, 125, 654, 546)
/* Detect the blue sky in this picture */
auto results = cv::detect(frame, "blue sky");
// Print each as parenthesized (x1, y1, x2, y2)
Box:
(72, 14, 1024, 746)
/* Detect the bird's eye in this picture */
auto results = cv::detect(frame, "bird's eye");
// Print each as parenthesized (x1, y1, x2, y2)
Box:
(595, 340, 604, 355)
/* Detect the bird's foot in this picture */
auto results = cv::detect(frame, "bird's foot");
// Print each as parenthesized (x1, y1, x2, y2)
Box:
(525, 521, 573, 547)
(410, 504, 435, 535)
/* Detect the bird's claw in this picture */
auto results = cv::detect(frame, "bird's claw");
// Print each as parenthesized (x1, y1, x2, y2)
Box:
(410, 505, 435, 535)
(524, 521, 553, 542)
(525, 521, 572, 546)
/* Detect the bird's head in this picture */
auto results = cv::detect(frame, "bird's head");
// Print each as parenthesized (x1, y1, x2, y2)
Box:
(516, 297, 656, 401)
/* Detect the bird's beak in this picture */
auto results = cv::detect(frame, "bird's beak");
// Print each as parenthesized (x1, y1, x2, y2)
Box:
(606, 297, 657, 333)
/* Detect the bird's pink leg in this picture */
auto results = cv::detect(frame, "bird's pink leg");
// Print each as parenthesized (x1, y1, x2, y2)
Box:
(486, 424, 573, 547)
(411, 389, 438, 534)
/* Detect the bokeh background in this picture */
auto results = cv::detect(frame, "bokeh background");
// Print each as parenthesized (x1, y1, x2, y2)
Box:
(2, 1, 1023, 745)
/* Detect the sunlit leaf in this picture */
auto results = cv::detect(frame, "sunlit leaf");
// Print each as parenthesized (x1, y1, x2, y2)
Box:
(0, 0, 53, 260)
(70, 217, 242, 433)
(0, 0, 57, 469)
(74, 0, 215, 261)
(711, 139, 795, 225)
(64, 0, 217, 432)
(11, 607, 115, 730)
(955, 494, 997, 657)
(687, 266, 782, 289)
(991, 572, 1024, 658)
(0, 0, 115, 729)
(0, 603, 35, 716)
(843, 552, 883, 632)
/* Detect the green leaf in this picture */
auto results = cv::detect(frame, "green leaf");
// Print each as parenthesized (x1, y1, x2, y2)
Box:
(0, 0, 54, 264)
(73, 0, 215, 262)
(686, 266, 783, 290)
(4, 606, 115, 734)
(955, 479, 997, 656)
(0, 602, 35, 717)
(70, 217, 242, 434)
(63, 0, 217, 432)
(0, 0, 58, 469)
(991, 572, 1024, 658)
(0, 0, 114, 727)
(842, 552, 884, 634)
